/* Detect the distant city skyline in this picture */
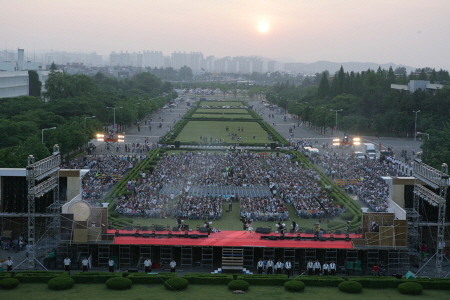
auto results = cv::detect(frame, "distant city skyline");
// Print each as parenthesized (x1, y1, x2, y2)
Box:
(2, 0, 450, 70)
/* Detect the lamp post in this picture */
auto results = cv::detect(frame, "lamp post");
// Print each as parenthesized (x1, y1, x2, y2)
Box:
(413, 110, 420, 141)
(417, 132, 429, 140)
(42, 127, 56, 143)
(330, 109, 343, 135)
(106, 107, 123, 134)
(84, 116, 96, 129)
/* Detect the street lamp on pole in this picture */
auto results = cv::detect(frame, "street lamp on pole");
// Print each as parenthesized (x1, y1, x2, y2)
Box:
(330, 109, 343, 135)
(106, 107, 123, 134)
(417, 132, 429, 140)
(42, 127, 56, 143)
(413, 110, 420, 141)
(84, 116, 96, 128)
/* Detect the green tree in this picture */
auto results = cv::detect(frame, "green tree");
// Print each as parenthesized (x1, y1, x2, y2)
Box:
(418, 69, 427, 80)
(317, 72, 330, 98)
(28, 70, 42, 97)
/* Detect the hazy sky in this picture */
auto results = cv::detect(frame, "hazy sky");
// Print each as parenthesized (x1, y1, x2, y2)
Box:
(2, 0, 450, 69)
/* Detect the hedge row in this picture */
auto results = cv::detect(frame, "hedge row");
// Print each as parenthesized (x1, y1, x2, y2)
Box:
(5, 273, 450, 290)
(126, 273, 178, 284)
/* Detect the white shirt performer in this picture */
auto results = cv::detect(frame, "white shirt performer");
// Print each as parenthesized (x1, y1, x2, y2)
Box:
(322, 262, 330, 276)
(144, 258, 152, 273)
(6, 257, 13, 271)
(266, 259, 274, 274)
(108, 258, 115, 272)
(170, 259, 176, 272)
(313, 260, 321, 275)
(307, 260, 314, 275)
(285, 260, 292, 278)
(82, 257, 89, 272)
(329, 261, 337, 276)
(63, 257, 71, 272)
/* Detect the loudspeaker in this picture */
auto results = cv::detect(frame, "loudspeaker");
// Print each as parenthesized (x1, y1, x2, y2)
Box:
(199, 227, 208, 233)
(142, 233, 150, 238)
(270, 143, 276, 150)
(156, 226, 164, 231)
(175, 141, 180, 148)
(319, 237, 327, 242)
(261, 228, 271, 234)
(255, 227, 263, 233)
(190, 234, 198, 239)
(269, 236, 277, 240)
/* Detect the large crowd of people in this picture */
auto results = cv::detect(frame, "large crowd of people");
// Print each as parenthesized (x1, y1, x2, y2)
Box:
(317, 152, 406, 212)
(62, 155, 140, 205)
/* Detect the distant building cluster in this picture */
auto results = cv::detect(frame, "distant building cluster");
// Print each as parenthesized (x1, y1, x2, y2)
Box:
(109, 50, 272, 73)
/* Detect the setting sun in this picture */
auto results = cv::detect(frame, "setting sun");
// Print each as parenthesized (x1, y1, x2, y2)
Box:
(258, 21, 270, 33)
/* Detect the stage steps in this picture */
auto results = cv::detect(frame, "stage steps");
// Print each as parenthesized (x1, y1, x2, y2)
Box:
(222, 247, 243, 272)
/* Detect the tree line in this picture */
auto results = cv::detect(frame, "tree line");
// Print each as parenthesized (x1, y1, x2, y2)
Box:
(0, 71, 175, 167)
(265, 66, 450, 169)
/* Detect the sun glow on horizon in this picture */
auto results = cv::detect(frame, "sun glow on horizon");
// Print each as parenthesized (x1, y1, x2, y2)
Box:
(257, 21, 270, 33)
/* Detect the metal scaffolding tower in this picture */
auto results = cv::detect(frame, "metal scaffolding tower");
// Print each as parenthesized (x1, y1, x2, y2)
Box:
(413, 160, 449, 277)
(26, 145, 60, 270)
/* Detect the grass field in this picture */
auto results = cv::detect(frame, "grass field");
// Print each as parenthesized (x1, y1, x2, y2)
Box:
(199, 101, 245, 107)
(191, 114, 254, 119)
(2, 284, 448, 300)
(175, 121, 271, 144)
(195, 108, 249, 114)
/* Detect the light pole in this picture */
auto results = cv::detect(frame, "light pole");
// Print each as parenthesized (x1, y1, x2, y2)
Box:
(84, 116, 96, 128)
(417, 132, 429, 140)
(42, 127, 56, 143)
(413, 110, 420, 141)
(330, 109, 343, 135)
(106, 107, 123, 134)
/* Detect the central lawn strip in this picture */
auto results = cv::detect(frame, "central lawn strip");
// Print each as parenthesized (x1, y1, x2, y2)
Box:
(192, 114, 254, 119)
(176, 121, 272, 144)
(196, 108, 249, 114)
(199, 101, 245, 107)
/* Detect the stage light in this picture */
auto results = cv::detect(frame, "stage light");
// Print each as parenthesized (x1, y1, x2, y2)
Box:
(296, 233, 301, 240)
(168, 231, 172, 238)
(330, 234, 335, 241)
(135, 230, 140, 236)
(115, 229, 119, 236)
(152, 230, 156, 237)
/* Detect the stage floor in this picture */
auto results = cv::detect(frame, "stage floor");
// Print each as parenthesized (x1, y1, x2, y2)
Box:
(109, 229, 361, 249)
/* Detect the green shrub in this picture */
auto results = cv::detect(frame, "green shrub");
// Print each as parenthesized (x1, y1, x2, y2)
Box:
(228, 279, 249, 291)
(48, 277, 74, 290)
(340, 213, 354, 220)
(164, 277, 189, 291)
(284, 280, 305, 292)
(109, 211, 120, 218)
(0, 278, 19, 290)
(338, 281, 362, 293)
(398, 282, 422, 295)
(105, 277, 132, 290)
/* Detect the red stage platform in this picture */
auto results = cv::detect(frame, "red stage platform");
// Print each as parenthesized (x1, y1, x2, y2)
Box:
(108, 230, 360, 249)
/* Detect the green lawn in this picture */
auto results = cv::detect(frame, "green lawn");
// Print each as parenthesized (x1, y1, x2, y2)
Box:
(199, 101, 245, 107)
(175, 121, 271, 144)
(195, 108, 249, 114)
(2, 284, 448, 300)
(192, 114, 254, 119)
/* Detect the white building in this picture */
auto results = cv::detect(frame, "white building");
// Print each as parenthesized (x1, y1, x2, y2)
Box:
(0, 71, 29, 98)
(391, 80, 445, 93)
